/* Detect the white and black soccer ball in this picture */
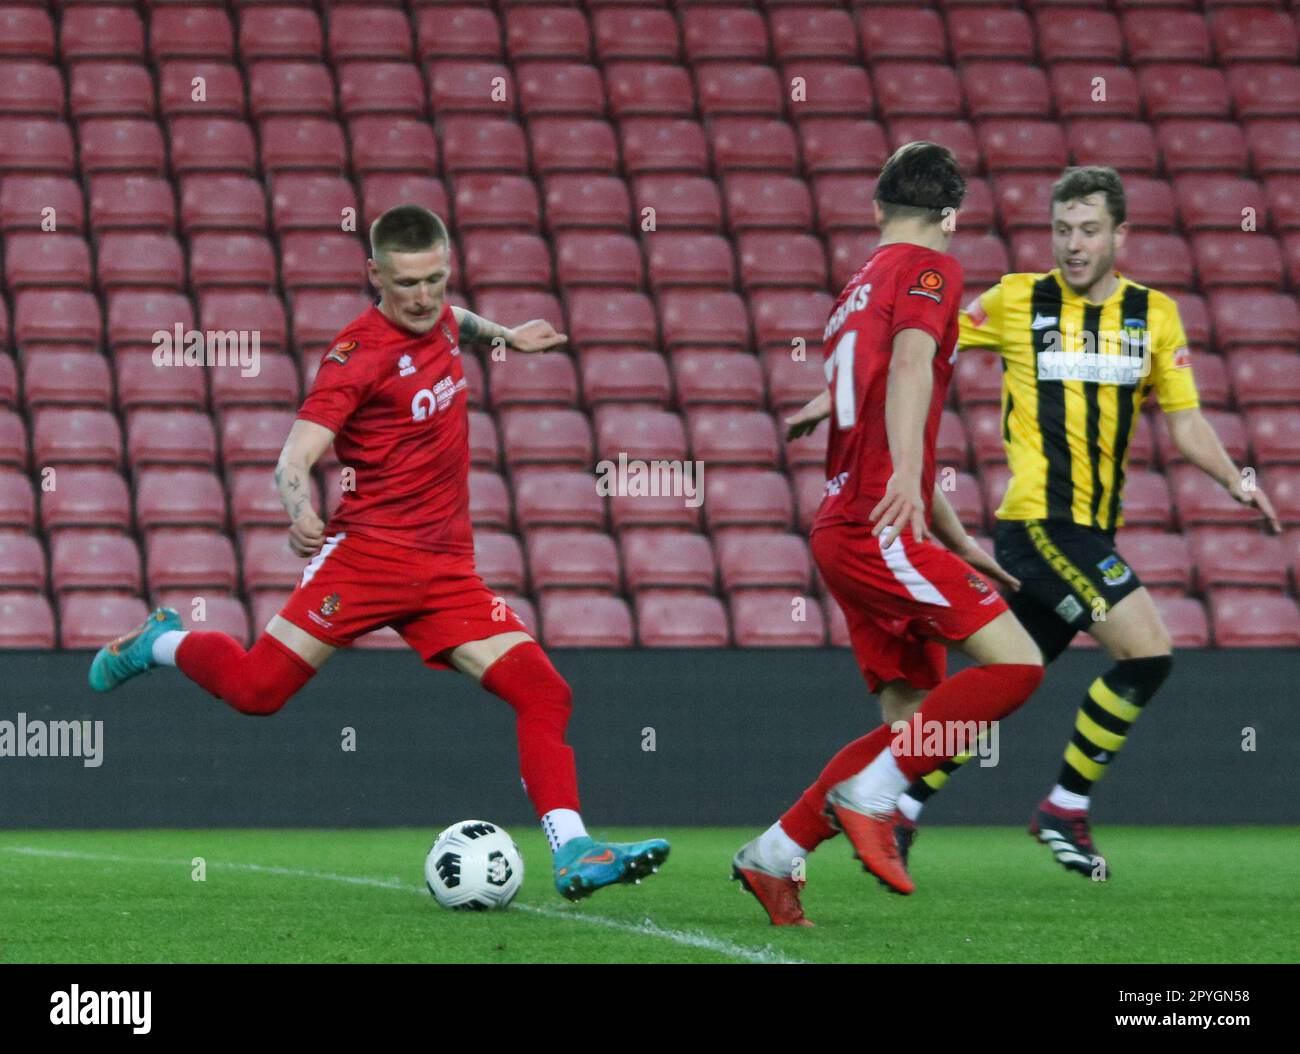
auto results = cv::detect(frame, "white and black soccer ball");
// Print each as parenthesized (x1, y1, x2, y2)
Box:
(424, 820, 525, 910)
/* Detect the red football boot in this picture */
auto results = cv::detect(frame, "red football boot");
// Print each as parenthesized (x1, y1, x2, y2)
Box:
(731, 839, 813, 927)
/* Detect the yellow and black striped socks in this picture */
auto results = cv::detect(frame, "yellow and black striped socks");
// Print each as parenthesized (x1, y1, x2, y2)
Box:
(1057, 655, 1172, 796)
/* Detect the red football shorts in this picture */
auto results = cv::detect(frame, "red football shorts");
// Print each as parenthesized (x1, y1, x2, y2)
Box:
(812, 521, 1009, 693)
(276, 532, 530, 668)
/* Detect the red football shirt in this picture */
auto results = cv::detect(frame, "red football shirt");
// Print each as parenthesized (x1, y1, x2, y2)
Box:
(297, 303, 473, 554)
(813, 241, 964, 533)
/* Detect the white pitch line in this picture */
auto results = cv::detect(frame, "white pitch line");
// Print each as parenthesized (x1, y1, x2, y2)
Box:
(4, 846, 804, 965)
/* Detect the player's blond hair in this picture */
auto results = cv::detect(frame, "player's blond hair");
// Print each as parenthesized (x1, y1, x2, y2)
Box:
(369, 205, 449, 261)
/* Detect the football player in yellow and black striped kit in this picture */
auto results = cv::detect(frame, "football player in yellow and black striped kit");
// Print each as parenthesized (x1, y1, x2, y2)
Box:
(894, 167, 1281, 876)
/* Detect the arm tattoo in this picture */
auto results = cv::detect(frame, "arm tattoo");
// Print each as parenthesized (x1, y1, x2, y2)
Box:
(455, 309, 509, 346)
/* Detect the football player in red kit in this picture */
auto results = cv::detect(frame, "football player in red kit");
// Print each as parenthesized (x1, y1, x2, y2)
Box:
(90, 206, 669, 901)
(732, 143, 1043, 924)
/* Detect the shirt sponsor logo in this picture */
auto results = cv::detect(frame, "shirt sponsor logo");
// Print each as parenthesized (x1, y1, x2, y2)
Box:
(1097, 555, 1133, 587)
(1031, 313, 1058, 330)
(907, 268, 946, 303)
(1173, 346, 1191, 369)
(410, 375, 467, 421)
(397, 354, 416, 377)
(1055, 595, 1085, 622)
(326, 339, 357, 365)
(1037, 351, 1148, 386)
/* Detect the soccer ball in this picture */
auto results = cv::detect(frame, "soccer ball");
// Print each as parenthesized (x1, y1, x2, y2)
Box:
(424, 820, 525, 910)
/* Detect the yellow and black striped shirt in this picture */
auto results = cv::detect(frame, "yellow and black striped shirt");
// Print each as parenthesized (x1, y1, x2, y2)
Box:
(959, 270, 1199, 530)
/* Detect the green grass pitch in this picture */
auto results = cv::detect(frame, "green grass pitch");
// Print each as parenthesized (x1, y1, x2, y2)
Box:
(2, 827, 1296, 964)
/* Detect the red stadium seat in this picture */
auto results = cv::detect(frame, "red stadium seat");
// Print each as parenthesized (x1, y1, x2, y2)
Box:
(526, 531, 620, 591)
(1068, 120, 1159, 174)
(179, 174, 264, 233)
(153, 592, 250, 647)
(605, 64, 694, 119)
(1189, 528, 1288, 591)
(1150, 593, 1209, 648)
(751, 290, 834, 351)
(784, 64, 873, 121)
(51, 533, 141, 594)
(1, 176, 85, 233)
(979, 121, 1069, 172)
(703, 469, 793, 530)
(1228, 351, 1300, 407)
(708, 117, 798, 173)
(813, 173, 877, 232)
(737, 232, 827, 290)
(1158, 120, 1249, 174)
(0, 118, 74, 174)
(1269, 177, 1300, 231)
(1193, 232, 1283, 289)
(953, 350, 1002, 408)
(1036, 9, 1123, 63)
(474, 531, 525, 593)
(361, 174, 449, 227)
(565, 290, 656, 347)
(0, 357, 15, 407)
(730, 590, 826, 647)
(489, 354, 578, 409)
(609, 489, 701, 533)
(580, 350, 672, 407)
(32, 409, 121, 468)
(147, 529, 238, 592)
(237, 7, 323, 61)
(114, 349, 207, 412)
(544, 174, 632, 231)
(1210, 291, 1300, 349)
(270, 233, 358, 291)
(621, 530, 715, 591)
(469, 470, 512, 531)
(462, 232, 552, 291)
(1246, 120, 1300, 175)
(947, 8, 1035, 62)
(268, 175, 358, 236)
(1114, 529, 1192, 592)
(827, 231, 879, 288)
(538, 592, 633, 648)
(210, 353, 300, 410)
(716, 532, 811, 591)
(126, 410, 218, 468)
(150, 7, 234, 61)
(427, 62, 515, 116)
(58, 594, 147, 650)
(1245, 408, 1300, 466)
(1118, 232, 1195, 289)
(80, 115, 166, 173)
(1209, 590, 1300, 647)
(1156, 409, 1248, 467)
(516, 63, 605, 119)
(1227, 64, 1300, 121)
(469, 410, 499, 469)
(96, 232, 185, 290)
(1211, 8, 1298, 63)
(328, 5, 414, 62)
(136, 468, 226, 530)
(416, 7, 501, 62)
(1051, 65, 1140, 120)
(800, 118, 890, 175)
(635, 592, 729, 647)
(505, 6, 591, 61)
(532, 118, 619, 174)
(454, 174, 539, 230)
(554, 232, 643, 289)
(0, 535, 44, 591)
(1269, 466, 1300, 527)
(594, 407, 686, 463)
(687, 409, 778, 467)
(513, 469, 605, 530)
(0, 470, 35, 530)
(247, 61, 335, 119)
(950, 233, 1011, 288)
(259, 116, 349, 173)
(724, 173, 811, 231)
(67, 63, 151, 121)
(472, 291, 565, 333)
(673, 352, 764, 408)
(624, 172, 717, 228)
(500, 409, 592, 468)
(338, 62, 425, 119)
(61, 6, 146, 62)
(858, 7, 943, 61)
(962, 63, 1051, 120)
(1125, 176, 1178, 229)
(592, 8, 679, 63)
(4, 233, 92, 290)
(1122, 11, 1210, 64)
(660, 290, 751, 348)
(159, 61, 245, 120)
(1169, 463, 1259, 526)
(440, 117, 527, 174)
(0, 7, 54, 60)
(220, 409, 295, 467)
(1170, 291, 1211, 349)
(772, 7, 858, 62)
(199, 290, 287, 350)
(238, 528, 304, 593)
(682, 7, 768, 63)
(23, 352, 112, 410)
(14, 290, 101, 350)
(871, 63, 963, 119)
(1120, 470, 1174, 529)
(1175, 175, 1265, 231)
(39, 467, 131, 531)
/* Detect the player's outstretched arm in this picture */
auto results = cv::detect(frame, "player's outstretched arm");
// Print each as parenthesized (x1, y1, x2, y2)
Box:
(452, 307, 568, 354)
(931, 484, 1021, 591)
(1165, 407, 1281, 533)
(871, 328, 937, 547)
(785, 389, 830, 440)
(276, 419, 336, 557)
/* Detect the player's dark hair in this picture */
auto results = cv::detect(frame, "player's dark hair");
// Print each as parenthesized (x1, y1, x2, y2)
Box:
(874, 141, 966, 225)
(369, 205, 449, 259)
(1051, 166, 1127, 228)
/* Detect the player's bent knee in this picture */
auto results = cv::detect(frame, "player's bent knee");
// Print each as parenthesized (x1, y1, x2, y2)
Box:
(481, 641, 574, 731)
(1107, 654, 1172, 705)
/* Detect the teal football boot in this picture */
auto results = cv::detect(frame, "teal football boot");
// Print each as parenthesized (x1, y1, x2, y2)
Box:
(553, 835, 670, 901)
(88, 607, 182, 693)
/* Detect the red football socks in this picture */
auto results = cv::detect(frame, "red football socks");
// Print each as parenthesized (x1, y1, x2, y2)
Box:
(480, 641, 581, 817)
(176, 632, 316, 716)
